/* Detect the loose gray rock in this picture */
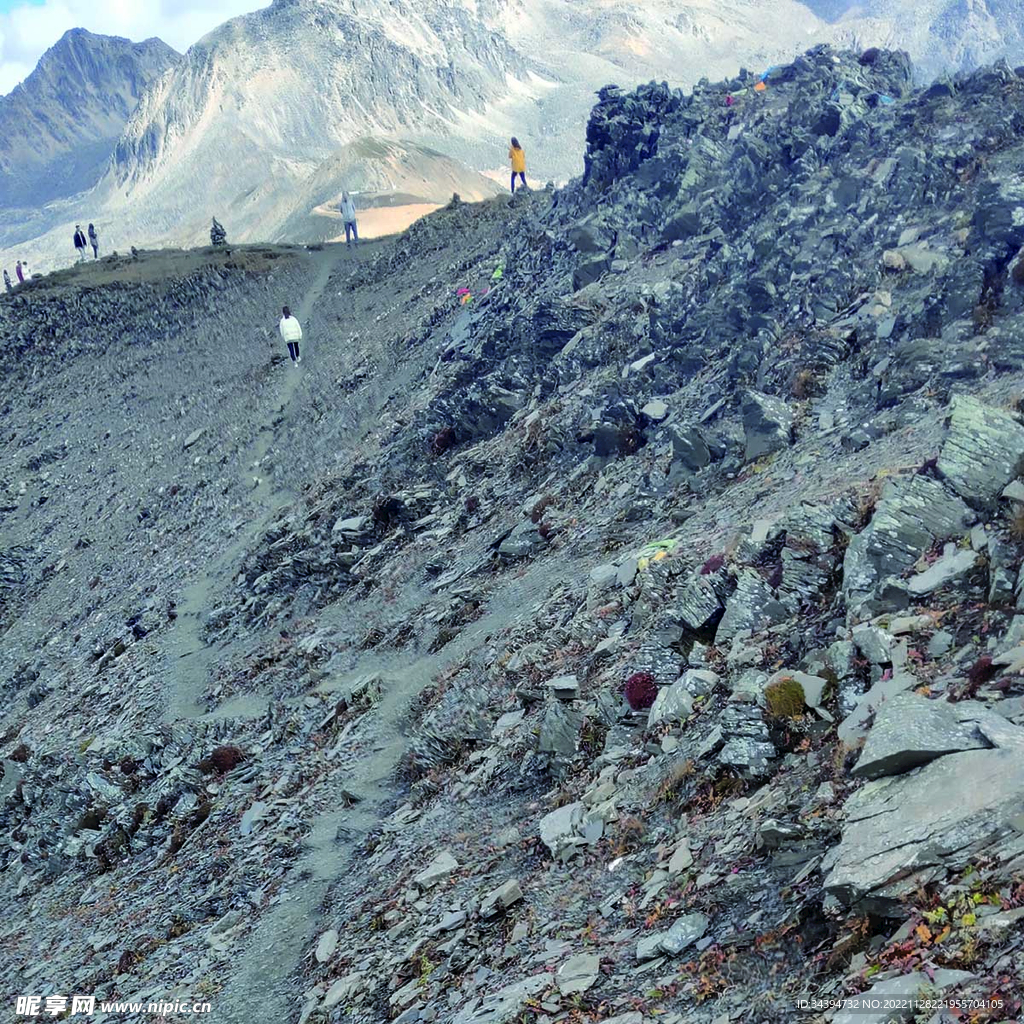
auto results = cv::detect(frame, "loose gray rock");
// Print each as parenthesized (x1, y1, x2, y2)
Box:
(851, 693, 992, 780)
(647, 679, 694, 729)
(414, 850, 459, 889)
(830, 970, 974, 1024)
(937, 394, 1024, 509)
(716, 569, 787, 643)
(906, 547, 979, 596)
(742, 390, 793, 461)
(555, 952, 600, 995)
(315, 929, 338, 964)
(824, 720, 1024, 904)
(843, 474, 974, 614)
(538, 702, 581, 755)
(659, 912, 708, 955)
(182, 427, 205, 450)
(451, 974, 550, 1024)
(480, 879, 523, 917)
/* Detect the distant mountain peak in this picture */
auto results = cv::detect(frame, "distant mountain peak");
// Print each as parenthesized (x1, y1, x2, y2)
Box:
(0, 31, 181, 210)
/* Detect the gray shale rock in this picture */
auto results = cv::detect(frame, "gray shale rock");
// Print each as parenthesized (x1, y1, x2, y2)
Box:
(937, 394, 1024, 509)
(716, 569, 787, 643)
(843, 474, 974, 615)
(825, 714, 1024, 905)
(452, 974, 550, 1024)
(850, 692, 992, 780)
(742, 390, 793, 462)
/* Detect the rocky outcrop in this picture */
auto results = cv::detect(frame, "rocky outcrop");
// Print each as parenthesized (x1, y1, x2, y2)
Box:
(843, 476, 974, 616)
(825, 737, 1024, 906)
(938, 394, 1024, 509)
(850, 693, 993, 779)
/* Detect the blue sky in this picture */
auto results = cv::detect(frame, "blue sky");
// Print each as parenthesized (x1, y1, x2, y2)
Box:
(0, 0, 262, 94)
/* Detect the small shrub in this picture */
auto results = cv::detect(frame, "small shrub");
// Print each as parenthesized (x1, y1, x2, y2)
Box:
(372, 492, 407, 534)
(967, 656, 997, 688)
(613, 815, 646, 855)
(117, 949, 141, 975)
(763, 677, 806, 719)
(624, 671, 658, 711)
(973, 303, 994, 332)
(655, 758, 696, 803)
(429, 426, 457, 456)
(700, 553, 726, 576)
(198, 744, 245, 774)
(791, 368, 819, 399)
(529, 494, 554, 523)
(128, 803, 148, 835)
(953, 656, 999, 701)
(580, 718, 610, 759)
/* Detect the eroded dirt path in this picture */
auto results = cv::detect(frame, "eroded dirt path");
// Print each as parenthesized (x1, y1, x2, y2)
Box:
(151, 217, 557, 1023)
(161, 245, 350, 724)
(214, 554, 565, 1024)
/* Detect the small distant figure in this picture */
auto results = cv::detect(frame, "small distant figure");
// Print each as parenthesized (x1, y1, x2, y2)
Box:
(73, 224, 87, 261)
(130, 246, 139, 259)
(3, 269, 10, 293)
(211, 217, 227, 246)
(15, 260, 24, 283)
(88, 223, 99, 258)
(509, 137, 527, 194)
(340, 192, 359, 248)
(279, 305, 302, 365)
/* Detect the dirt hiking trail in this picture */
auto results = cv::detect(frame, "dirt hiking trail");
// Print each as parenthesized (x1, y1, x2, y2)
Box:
(162, 243, 353, 724)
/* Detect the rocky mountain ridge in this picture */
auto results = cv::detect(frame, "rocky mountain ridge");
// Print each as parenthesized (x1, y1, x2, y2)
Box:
(3, 40, 1024, 1024)
(10, 0, 1024, 272)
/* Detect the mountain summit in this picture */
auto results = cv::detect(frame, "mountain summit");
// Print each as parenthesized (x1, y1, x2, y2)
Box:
(0, 29, 180, 211)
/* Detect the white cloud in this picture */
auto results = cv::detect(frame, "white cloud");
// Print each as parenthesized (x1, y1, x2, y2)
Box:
(0, 0, 267, 94)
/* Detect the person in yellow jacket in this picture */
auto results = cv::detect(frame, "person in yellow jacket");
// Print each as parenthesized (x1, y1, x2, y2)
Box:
(508, 137, 527, 194)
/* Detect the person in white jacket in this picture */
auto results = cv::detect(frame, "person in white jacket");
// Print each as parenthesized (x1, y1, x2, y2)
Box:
(340, 192, 359, 248)
(279, 306, 302, 365)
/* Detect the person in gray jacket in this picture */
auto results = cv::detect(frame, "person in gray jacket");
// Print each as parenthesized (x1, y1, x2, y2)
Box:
(340, 192, 359, 248)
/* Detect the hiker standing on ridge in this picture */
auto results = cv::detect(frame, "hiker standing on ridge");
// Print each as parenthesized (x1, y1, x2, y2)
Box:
(509, 137, 527, 194)
(88, 223, 99, 258)
(279, 306, 302, 366)
(73, 225, 87, 262)
(16, 260, 24, 283)
(3, 270, 10, 293)
(340, 192, 359, 249)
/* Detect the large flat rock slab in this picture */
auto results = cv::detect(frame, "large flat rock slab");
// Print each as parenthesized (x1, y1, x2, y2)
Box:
(851, 693, 992, 780)
(824, 736, 1024, 905)
(938, 394, 1024, 509)
(843, 474, 973, 615)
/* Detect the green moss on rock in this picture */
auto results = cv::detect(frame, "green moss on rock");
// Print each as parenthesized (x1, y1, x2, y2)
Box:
(764, 677, 806, 719)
